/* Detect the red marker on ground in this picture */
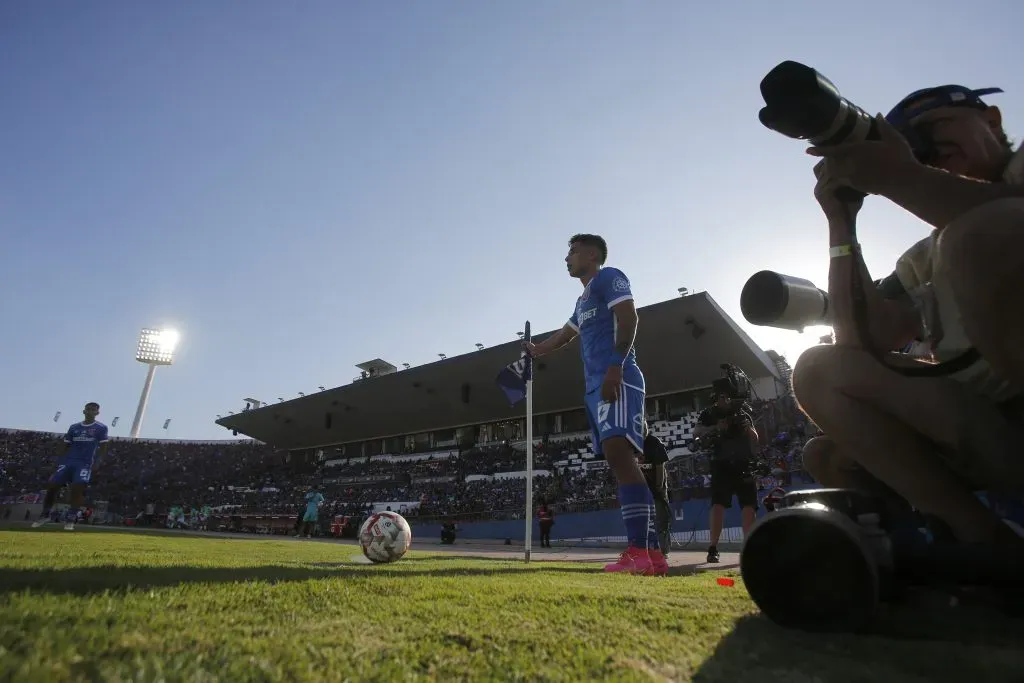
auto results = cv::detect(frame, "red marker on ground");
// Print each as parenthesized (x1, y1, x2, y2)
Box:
(716, 577, 735, 587)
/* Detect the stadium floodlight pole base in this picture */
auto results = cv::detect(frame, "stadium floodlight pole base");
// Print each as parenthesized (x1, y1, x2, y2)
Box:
(129, 363, 158, 440)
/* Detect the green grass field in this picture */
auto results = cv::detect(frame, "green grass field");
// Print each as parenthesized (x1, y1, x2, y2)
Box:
(1, 528, 1021, 682)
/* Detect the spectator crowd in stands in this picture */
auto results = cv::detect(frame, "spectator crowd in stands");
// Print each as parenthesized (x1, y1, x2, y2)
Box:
(1, 409, 810, 533)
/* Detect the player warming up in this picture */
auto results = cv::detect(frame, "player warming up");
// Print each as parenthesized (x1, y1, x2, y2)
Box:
(525, 234, 667, 576)
(299, 487, 325, 538)
(32, 402, 109, 531)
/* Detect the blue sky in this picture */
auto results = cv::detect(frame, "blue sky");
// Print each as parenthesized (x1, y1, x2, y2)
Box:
(2, 1, 1021, 439)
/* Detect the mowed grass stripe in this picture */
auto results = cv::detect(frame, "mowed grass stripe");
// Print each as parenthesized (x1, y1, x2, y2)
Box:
(0, 529, 1020, 683)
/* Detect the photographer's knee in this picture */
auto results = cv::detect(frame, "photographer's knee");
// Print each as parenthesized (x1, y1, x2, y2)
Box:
(801, 436, 834, 481)
(937, 198, 1024, 292)
(791, 345, 839, 410)
(937, 198, 1024, 385)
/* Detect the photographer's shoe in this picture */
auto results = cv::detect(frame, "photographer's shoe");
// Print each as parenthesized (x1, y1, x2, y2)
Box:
(645, 549, 669, 576)
(706, 546, 720, 563)
(604, 546, 651, 574)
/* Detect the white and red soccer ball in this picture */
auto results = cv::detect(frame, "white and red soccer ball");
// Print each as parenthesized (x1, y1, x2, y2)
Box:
(358, 511, 412, 563)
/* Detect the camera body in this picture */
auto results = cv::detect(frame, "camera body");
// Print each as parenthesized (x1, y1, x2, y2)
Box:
(741, 487, 1024, 632)
(741, 488, 899, 632)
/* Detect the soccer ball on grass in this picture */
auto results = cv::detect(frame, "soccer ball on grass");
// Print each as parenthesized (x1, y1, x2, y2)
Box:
(358, 511, 412, 563)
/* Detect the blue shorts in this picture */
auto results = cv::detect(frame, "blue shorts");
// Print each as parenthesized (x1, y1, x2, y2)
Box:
(50, 462, 92, 486)
(583, 382, 645, 456)
(303, 508, 319, 523)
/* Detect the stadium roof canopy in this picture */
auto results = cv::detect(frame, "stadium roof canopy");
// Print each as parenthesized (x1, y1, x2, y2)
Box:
(216, 293, 780, 450)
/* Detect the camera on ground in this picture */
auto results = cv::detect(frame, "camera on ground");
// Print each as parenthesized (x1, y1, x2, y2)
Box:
(741, 488, 1024, 632)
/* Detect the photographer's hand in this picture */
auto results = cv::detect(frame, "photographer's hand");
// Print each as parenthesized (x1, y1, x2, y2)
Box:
(806, 114, 921, 196)
(815, 155, 918, 350)
(813, 160, 864, 230)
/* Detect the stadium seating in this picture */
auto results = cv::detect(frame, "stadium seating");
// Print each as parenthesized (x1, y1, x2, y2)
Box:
(1, 411, 807, 532)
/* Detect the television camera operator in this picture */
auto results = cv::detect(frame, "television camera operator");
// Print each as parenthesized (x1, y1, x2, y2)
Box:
(795, 85, 1024, 548)
(639, 422, 672, 557)
(694, 371, 761, 563)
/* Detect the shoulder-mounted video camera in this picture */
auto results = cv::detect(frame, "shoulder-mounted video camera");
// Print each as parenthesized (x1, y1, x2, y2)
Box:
(711, 364, 754, 422)
(693, 365, 757, 455)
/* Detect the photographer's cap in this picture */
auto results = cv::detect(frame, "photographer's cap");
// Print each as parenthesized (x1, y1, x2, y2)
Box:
(886, 85, 1003, 129)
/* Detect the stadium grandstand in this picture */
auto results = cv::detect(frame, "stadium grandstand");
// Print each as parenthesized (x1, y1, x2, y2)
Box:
(217, 292, 791, 450)
(208, 292, 807, 541)
(2, 292, 810, 542)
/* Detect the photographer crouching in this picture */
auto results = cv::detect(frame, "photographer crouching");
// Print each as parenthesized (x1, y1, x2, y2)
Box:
(795, 84, 1024, 547)
(694, 379, 760, 563)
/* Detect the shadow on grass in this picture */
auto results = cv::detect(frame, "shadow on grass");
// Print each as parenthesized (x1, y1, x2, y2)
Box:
(0, 562, 603, 596)
(397, 552, 741, 574)
(670, 562, 740, 576)
(399, 553, 602, 564)
(694, 605, 1024, 682)
(0, 524, 296, 542)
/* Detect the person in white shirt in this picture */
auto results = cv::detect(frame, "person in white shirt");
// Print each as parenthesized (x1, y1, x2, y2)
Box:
(796, 84, 1024, 546)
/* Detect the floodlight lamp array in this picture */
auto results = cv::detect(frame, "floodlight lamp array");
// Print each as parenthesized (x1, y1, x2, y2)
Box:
(136, 328, 178, 365)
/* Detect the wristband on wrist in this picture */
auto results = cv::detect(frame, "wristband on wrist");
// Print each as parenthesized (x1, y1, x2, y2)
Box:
(608, 352, 626, 368)
(829, 243, 858, 258)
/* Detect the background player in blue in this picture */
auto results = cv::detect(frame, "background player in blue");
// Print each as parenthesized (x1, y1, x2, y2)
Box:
(525, 234, 667, 576)
(32, 402, 109, 531)
(300, 486, 325, 538)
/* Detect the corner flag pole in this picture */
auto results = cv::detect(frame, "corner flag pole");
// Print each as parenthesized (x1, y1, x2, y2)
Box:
(524, 320, 534, 564)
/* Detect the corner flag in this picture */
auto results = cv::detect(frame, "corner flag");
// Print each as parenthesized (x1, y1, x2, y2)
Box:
(494, 322, 536, 562)
(495, 323, 533, 406)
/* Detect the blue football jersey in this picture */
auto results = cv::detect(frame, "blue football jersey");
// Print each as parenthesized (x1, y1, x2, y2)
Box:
(567, 267, 644, 393)
(62, 421, 108, 465)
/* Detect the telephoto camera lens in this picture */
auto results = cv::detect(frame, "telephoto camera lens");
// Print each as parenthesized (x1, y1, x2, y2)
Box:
(758, 61, 878, 146)
(740, 270, 830, 331)
(740, 489, 893, 633)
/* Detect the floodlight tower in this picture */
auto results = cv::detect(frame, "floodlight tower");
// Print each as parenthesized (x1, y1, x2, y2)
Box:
(129, 328, 179, 439)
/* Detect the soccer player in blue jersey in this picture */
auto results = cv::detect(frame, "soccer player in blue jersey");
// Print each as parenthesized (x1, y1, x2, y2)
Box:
(525, 234, 667, 575)
(32, 402, 109, 531)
